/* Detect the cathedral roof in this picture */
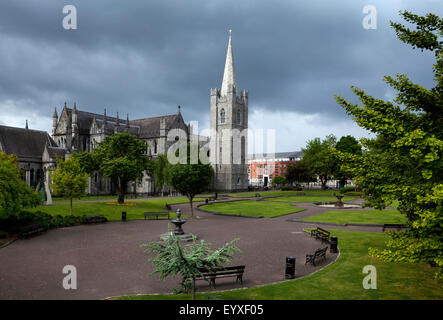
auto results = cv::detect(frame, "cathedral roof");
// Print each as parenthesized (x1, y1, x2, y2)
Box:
(65, 108, 125, 134)
(46, 146, 67, 160)
(62, 107, 183, 139)
(130, 114, 180, 139)
(0, 125, 57, 160)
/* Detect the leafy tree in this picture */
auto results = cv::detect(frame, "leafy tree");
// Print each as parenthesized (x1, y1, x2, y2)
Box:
(92, 132, 149, 204)
(333, 135, 362, 188)
(170, 161, 213, 218)
(153, 154, 172, 196)
(143, 231, 240, 300)
(50, 156, 88, 215)
(302, 135, 337, 189)
(271, 176, 287, 187)
(335, 11, 443, 277)
(0, 152, 40, 217)
(285, 161, 315, 185)
(72, 151, 99, 175)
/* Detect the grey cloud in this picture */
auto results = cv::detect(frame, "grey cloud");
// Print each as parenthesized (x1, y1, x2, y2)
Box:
(0, 0, 441, 144)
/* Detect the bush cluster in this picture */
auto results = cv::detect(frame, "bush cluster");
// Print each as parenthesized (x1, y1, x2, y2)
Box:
(281, 186, 303, 191)
(343, 191, 362, 196)
(0, 211, 81, 234)
(339, 186, 356, 194)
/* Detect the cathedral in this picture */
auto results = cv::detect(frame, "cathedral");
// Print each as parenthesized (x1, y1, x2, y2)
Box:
(0, 32, 248, 194)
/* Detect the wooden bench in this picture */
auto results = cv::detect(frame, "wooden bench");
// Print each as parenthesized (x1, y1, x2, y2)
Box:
(82, 214, 107, 224)
(196, 265, 245, 288)
(144, 211, 170, 220)
(310, 227, 330, 243)
(19, 224, 47, 239)
(382, 224, 407, 232)
(305, 247, 328, 266)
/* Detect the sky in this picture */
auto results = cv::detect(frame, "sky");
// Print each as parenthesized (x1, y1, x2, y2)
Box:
(0, 0, 441, 153)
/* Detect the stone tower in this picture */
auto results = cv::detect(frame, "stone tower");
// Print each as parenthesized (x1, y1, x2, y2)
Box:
(210, 31, 248, 191)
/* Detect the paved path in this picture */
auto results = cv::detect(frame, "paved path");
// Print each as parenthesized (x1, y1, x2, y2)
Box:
(0, 197, 381, 300)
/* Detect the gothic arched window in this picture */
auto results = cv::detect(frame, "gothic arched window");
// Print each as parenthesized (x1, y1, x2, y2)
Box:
(237, 109, 241, 124)
(154, 140, 157, 154)
(220, 108, 225, 124)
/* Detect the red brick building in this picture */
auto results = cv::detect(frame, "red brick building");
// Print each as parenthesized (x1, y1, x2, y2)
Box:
(248, 151, 303, 187)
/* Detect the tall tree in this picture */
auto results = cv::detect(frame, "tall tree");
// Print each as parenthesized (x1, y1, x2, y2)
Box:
(335, 11, 443, 277)
(0, 152, 40, 217)
(302, 135, 337, 189)
(93, 132, 149, 204)
(143, 233, 240, 300)
(50, 156, 88, 215)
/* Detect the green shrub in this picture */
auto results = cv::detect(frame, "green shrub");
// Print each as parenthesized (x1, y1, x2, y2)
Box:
(281, 186, 303, 191)
(0, 230, 8, 238)
(344, 191, 362, 196)
(0, 210, 79, 233)
(340, 186, 356, 194)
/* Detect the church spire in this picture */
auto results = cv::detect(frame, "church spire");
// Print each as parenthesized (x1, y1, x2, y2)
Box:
(221, 29, 237, 96)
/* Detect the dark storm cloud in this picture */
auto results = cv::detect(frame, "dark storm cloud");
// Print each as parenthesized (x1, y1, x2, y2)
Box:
(0, 0, 441, 131)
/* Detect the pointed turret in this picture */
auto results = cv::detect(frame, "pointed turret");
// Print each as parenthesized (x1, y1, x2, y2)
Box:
(25, 120, 28, 129)
(220, 30, 237, 96)
(103, 108, 107, 126)
(72, 103, 78, 125)
(52, 107, 58, 135)
(116, 112, 120, 126)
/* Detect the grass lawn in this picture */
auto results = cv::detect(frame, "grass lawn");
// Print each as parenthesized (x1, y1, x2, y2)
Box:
(228, 190, 339, 198)
(228, 191, 305, 198)
(114, 229, 443, 300)
(53, 195, 144, 202)
(301, 209, 407, 225)
(263, 196, 356, 203)
(29, 198, 205, 221)
(201, 200, 305, 218)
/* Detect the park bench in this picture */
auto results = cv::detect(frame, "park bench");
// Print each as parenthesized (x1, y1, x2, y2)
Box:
(19, 224, 47, 239)
(310, 227, 330, 243)
(144, 211, 170, 220)
(305, 246, 328, 266)
(382, 224, 407, 232)
(196, 265, 245, 288)
(82, 214, 107, 224)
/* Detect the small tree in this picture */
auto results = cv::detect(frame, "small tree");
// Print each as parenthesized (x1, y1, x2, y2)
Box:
(170, 158, 213, 219)
(0, 152, 39, 217)
(143, 231, 240, 300)
(302, 135, 337, 189)
(153, 154, 172, 196)
(51, 156, 88, 215)
(271, 176, 287, 188)
(286, 161, 315, 186)
(333, 135, 362, 188)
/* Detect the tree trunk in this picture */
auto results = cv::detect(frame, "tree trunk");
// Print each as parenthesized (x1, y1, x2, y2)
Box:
(189, 197, 194, 218)
(117, 177, 125, 204)
(70, 198, 73, 216)
(192, 276, 196, 300)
